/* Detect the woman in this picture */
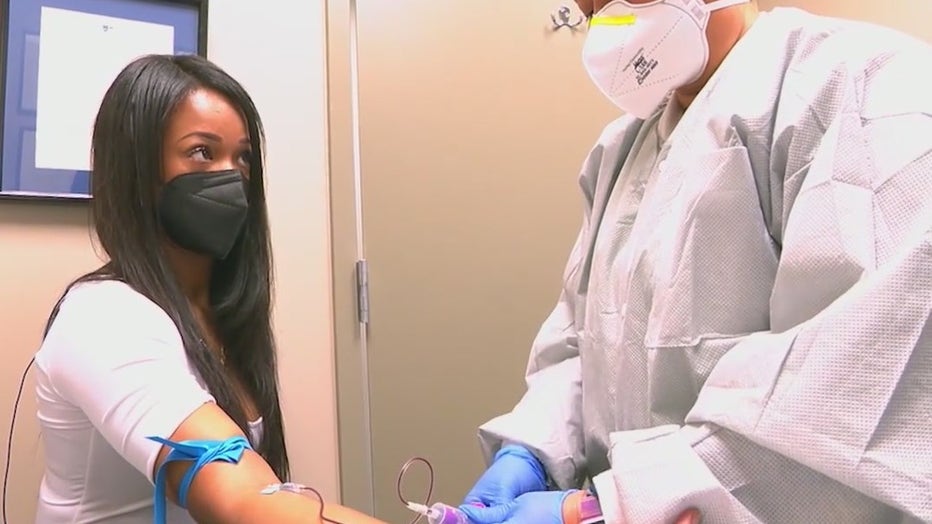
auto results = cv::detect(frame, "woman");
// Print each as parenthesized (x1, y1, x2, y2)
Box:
(35, 54, 384, 524)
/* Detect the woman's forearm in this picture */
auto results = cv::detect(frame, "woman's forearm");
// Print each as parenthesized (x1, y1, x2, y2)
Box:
(321, 501, 389, 524)
(213, 490, 388, 524)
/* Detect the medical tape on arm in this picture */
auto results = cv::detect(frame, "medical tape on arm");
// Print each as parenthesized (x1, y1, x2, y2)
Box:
(146, 435, 252, 524)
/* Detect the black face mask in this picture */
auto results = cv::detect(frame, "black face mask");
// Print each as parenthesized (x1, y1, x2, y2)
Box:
(158, 169, 249, 260)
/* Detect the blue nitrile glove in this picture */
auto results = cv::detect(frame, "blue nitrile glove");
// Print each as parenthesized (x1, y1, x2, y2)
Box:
(460, 490, 576, 524)
(462, 445, 547, 508)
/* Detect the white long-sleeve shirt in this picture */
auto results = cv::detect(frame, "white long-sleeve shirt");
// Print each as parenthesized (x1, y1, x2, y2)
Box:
(34, 280, 263, 523)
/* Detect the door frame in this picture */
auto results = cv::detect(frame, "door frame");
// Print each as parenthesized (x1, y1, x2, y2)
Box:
(325, 0, 375, 515)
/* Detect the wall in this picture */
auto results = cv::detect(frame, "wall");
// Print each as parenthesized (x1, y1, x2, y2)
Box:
(0, 0, 338, 521)
(0, 204, 99, 523)
(207, 0, 339, 504)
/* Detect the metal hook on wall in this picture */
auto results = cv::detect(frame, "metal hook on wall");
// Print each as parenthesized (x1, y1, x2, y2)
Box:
(550, 5, 586, 31)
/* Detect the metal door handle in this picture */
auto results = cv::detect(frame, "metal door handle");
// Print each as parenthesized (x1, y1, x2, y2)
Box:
(551, 5, 585, 30)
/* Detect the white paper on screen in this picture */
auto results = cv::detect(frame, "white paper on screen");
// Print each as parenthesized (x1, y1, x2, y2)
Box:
(34, 7, 174, 171)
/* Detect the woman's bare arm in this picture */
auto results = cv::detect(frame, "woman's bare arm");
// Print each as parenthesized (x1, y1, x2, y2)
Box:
(156, 403, 386, 524)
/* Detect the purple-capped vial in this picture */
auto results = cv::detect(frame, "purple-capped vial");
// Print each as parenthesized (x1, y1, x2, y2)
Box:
(425, 502, 470, 524)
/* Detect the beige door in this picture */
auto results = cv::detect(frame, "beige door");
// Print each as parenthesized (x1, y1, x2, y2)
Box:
(327, 1, 614, 521)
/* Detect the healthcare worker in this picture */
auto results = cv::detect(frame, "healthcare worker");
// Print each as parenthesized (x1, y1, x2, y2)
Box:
(459, 1, 932, 523)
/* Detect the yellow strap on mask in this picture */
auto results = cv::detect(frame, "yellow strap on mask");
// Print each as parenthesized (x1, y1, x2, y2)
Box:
(589, 14, 637, 26)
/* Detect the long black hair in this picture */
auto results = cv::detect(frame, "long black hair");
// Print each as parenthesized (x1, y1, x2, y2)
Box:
(49, 54, 289, 480)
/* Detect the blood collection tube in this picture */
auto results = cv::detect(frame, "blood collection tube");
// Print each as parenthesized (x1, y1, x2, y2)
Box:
(407, 502, 472, 524)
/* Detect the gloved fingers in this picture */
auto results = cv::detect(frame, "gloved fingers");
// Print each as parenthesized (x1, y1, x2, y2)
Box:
(485, 493, 516, 507)
(462, 486, 519, 508)
(462, 493, 484, 506)
(460, 446, 547, 511)
(496, 452, 547, 491)
(462, 480, 496, 506)
(459, 502, 513, 524)
(462, 492, 509, 508)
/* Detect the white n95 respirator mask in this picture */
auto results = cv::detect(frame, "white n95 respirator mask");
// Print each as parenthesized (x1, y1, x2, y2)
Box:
(582, 0, 750, 119)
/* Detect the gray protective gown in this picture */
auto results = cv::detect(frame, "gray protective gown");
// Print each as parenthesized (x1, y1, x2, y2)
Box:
(477, 7, 932, 523)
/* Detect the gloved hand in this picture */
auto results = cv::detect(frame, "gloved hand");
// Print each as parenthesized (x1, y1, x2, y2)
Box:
(460, 490, 573, 524)
(461, 445, 547, 508)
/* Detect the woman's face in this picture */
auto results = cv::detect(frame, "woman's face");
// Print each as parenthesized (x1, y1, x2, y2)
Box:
(161, 88, 252, 183)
